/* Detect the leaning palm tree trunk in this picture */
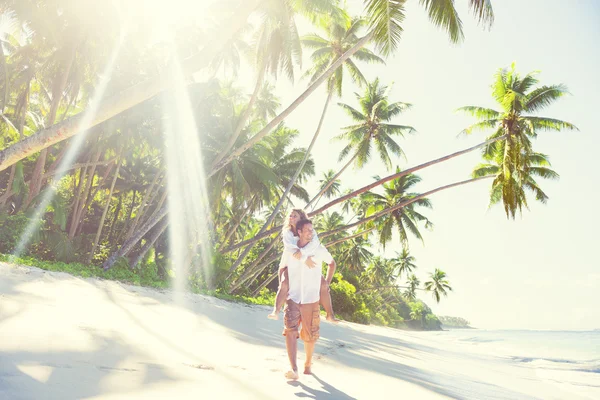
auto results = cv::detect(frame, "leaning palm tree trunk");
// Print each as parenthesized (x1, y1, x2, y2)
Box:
(0, 0, 264, 173)
(210, 32, 375, 176)
(130, 218, 169, 269)
(320, 176, 494, 240)
(310, 135, 506, 215)
(126, 173, 164, 240)
(228, 232, 282, 292)
(218, 194, 258, 249)
(225, 89, 335, 275)
(69, 147, 103, 238)
(251, 270, 279, 297)
(221, 135, 506, 254)
(103, 205, 168, 270)
(87, 156, 121, 264)
(307, 151, 359, 210)
(211, 62, 267, 169)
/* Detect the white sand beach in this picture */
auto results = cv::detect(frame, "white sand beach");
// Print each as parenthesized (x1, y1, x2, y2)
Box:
(0, 262, 597, 400)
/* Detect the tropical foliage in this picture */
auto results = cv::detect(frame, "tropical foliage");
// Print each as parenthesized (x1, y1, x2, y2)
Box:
(0, 1, 575, 329)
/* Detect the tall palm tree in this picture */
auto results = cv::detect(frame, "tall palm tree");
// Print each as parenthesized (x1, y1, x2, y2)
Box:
(225, 11, 385, 275)
(336, 78, 414, 171)
(405, 273, 420, 301)
(365, 169, 432, 248)
(424, 268, 452, 303)
(391, 247, 417, 280)
(211, 0, 318, 168)
(458, 64, 577, 218)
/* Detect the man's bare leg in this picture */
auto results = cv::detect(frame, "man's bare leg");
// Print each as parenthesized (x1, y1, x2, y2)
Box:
(320, 277, 339, 323)
(303, 341, 316, 375)
(284, 332, 299, 380)
(268, 269, 289, 320)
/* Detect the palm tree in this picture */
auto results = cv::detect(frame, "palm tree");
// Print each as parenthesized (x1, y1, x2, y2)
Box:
(211, 0, 309, 168)
(409, 301, 426, 328)
(404, 274, 420, 301)
(337, 78, 414, 170)
(458, 64, 577, 218)
(391, 247, 417, 280)
(318, 170, 342, 200)
(314, 211, 348, 244)
(363, 256, 396, 287)
(336, 236, 373, 273)
(364, 169, 432, 248)
(224, 11, 385, 276)
(473, 150, 559, 214)
(0, 1, 495, 175)
(424, 268, 452, 303)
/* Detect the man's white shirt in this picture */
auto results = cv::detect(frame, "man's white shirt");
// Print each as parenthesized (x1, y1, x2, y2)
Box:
(280, 244, 333, 304)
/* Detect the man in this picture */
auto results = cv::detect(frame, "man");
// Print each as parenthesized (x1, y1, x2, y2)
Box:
(280, 218, 336, 380)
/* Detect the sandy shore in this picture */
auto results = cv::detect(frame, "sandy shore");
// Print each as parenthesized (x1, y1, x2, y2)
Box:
(0, 262, 596, 400)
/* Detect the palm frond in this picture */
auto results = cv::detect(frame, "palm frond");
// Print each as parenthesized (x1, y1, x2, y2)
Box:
(365, 0, 407, 57)
(524, 84, 570, 112)
(418, 0, 464, 43)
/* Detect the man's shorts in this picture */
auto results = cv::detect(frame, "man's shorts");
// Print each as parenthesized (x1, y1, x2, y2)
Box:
(282, 300, 320, 342)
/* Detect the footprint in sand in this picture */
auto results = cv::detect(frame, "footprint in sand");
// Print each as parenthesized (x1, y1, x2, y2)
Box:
(184, 363, 214, 371)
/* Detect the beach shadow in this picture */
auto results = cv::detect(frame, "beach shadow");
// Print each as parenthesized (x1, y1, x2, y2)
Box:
(288, 373, 358, 400)
(0, 330, 178, 400)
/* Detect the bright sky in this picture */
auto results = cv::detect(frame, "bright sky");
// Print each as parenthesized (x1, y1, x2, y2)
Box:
(254, 0, 599, 331)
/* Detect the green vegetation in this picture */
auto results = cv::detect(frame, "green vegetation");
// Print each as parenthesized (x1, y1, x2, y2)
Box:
(0, 1, 575, 330)
(439, 316, 473, 329)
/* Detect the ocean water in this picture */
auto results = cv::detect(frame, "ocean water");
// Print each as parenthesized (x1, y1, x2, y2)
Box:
(431, 329, 600, 391)
(415, 329, 600, 398)
(442, 329, 600, 363)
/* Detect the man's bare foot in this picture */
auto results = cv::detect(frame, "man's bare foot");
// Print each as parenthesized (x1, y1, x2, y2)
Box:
(326, 314, 339, 324)
(303, 364, 312, 375)
(267, 312, 279, 320)
(285, 369, 299, 380)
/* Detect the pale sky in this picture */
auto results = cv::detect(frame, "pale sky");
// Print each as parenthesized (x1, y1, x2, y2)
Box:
(257, 0, 600, 330)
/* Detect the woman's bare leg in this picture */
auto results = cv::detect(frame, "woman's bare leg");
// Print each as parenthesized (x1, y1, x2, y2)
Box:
(268, 268, 289, 320)
(319, 277, 338, 323)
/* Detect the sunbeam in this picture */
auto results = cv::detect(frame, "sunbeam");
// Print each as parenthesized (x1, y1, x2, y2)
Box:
(161, 43, 213, 303)
(10, 19, 127, 260)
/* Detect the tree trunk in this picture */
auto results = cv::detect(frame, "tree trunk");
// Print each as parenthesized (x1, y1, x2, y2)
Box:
(308, 151, 359, 210)
(218, 194, 257, 249)
(108, 193, 123, 242)
(1, 165, 16, 206)
(130, 218, 168, 269)
(319, 176, 494, 240)
(126, 173, 163, 240)
(26, 44, 77, 205)
(116, 189, 137, 243)
(251, 269, 278, 297)
(0, 0, 264, 173)
(69, 158, 91, 229)
(221, 136, 506, 254)
(87, 156, 121, 264)
(228, 232, 281, 292)
(225, 89, 335, 275)
(322, 226, 375, 247)
(210, 32, 375, 177)
(310, 135, 507, 216)
(69, 147, 103, 238)
(103, 205, 168, 270)
(211, 61, 267, 169)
